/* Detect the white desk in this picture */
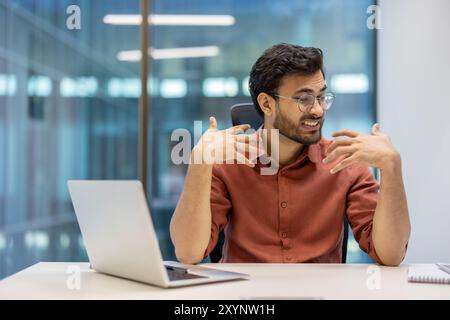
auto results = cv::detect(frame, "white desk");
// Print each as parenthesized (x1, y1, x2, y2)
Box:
(0, 262, 449, 299)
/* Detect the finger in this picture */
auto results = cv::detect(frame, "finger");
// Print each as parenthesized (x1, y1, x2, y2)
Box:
(323, 146, 356, 164)
(235, 152, 255, 167)
(208, 116, 218, 131)
(331, 129, 359, 138)
(236, 142, 259, 159)
(330, 155, 359, 174)
(371, 123, 380, 136)
(234, 134, 256, 142)
(326, 139, 355, 155)
(236, 138, 265, 159)
(227, 124, 251, 134)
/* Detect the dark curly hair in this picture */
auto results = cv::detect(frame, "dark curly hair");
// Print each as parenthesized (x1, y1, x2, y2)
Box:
(249, 43, 325, 116)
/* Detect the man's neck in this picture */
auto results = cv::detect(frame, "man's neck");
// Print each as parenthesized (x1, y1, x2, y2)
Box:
(262, 125, 304, 167)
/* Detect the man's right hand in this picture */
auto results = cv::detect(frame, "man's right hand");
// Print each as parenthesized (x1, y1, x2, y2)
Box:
(171, 116, 259, 264)
(191, 116, 258, 167)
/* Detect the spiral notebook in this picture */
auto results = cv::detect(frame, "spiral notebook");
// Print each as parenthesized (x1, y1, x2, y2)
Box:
(408, 264, 450, 284)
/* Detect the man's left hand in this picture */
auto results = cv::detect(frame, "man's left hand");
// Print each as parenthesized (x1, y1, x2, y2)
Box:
(323, 123, 401, 174)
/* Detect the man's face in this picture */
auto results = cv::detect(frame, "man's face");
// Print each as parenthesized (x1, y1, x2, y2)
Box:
(272, 71, 326, 145)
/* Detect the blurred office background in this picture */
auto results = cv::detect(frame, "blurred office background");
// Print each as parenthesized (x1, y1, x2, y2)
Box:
(0, 0, 378, 279)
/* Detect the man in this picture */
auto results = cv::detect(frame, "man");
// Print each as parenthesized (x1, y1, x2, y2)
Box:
(170, 43, 410, 266)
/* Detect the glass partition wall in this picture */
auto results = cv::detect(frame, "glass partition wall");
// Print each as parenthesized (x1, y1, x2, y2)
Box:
(0, 0, 377, 279)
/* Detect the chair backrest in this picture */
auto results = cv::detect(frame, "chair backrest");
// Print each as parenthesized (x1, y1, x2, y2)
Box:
(342, 216, 349, 263)
(209, 103, 349, 263)
(230, 103, 263, 129)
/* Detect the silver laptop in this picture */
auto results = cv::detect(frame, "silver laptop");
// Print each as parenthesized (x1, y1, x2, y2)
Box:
(67, 180, 249, 288)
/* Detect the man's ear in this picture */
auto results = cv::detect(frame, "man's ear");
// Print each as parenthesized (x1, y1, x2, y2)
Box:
(257, 93, 275, 116)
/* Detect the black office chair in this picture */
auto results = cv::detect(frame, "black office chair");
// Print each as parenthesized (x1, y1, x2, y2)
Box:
(230, 103, 263, 129)
(209, 103, 349, 263)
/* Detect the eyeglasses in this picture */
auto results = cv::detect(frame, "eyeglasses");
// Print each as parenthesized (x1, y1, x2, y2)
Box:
(275, 92, 335, 113)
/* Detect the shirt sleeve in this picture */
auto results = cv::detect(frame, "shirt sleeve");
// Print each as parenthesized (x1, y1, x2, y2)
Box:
(346, 166, 384, 264)
(203, 165, 232, 258)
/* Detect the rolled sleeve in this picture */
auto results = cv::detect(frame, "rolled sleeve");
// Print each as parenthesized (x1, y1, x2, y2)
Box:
(203, 165, 232, 258)
(346, 166, 383, 264)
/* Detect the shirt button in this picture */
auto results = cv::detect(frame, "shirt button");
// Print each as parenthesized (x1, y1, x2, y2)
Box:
(280, 202, 287, 208)
(281, 232, 287, 238)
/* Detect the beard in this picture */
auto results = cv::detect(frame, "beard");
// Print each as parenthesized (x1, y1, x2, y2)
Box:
(273, 104, 323, 145)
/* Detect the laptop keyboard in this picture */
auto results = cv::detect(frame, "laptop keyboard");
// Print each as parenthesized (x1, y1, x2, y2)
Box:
(165, 266, 207, 281)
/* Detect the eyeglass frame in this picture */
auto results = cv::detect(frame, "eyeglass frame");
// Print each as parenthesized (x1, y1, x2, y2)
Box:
(274, 92, 336, 113)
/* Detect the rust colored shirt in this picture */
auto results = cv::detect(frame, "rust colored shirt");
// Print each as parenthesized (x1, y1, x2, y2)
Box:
(204, 132, 383, 264)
